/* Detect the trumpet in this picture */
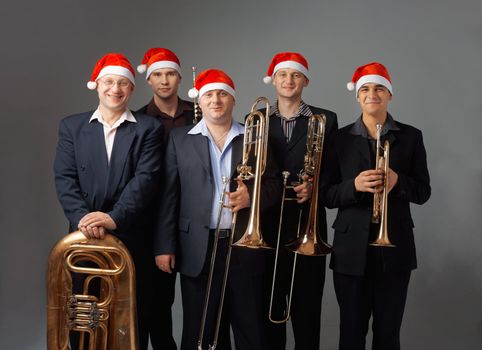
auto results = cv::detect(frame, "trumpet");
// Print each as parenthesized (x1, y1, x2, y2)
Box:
(47, 231, 138, 350)
(191, 66, 202, 124)
(270, 114, 331, 323)
(197, 97, 272, 350)
(370, 124, 395, 247)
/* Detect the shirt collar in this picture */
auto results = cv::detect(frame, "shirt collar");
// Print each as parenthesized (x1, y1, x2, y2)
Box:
(270, 100, 312, 121)
(90, 107, 136, 128)
(146, 97, 193, 119)
(188, 118, 244, 145)
(350, 113, 399, 139)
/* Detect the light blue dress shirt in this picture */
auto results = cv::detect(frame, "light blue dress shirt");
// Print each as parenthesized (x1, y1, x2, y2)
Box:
(188, 119, 244, 229)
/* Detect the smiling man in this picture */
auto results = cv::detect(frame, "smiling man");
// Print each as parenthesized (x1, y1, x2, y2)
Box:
(53, 53, 164, 350)
(137, 48, 194, 142)
(154, 69, 280, 350)
(261, 51, 338, 350)
(321, 62, 431, 349)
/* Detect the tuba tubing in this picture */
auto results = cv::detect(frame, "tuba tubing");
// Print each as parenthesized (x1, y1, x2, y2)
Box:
(47, 231, 138, 350)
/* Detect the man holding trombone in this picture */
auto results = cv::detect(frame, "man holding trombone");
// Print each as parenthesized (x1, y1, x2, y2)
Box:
(154, 69, 280, 350)
(321, 62, 431, 349)
(262, 52, 338, 350)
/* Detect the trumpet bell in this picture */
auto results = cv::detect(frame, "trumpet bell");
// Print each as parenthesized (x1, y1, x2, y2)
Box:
(285, 232, 332, 256)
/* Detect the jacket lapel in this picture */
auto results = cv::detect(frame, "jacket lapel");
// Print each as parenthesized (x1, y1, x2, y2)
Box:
(189, 133, 212, 177)
(105, 121, 136, 199)
(82, 120, 109, 199)
(287, 115, 308, 151)
(354, 135, 371, 164)
(230, 134, 244, 178)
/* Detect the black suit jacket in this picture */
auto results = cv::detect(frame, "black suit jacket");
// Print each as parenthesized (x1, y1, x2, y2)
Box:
(266, 106, 338, 244)
(154, 122, 281, 277)
(53, 111, 164, 251)
(321, 117, 431, 276)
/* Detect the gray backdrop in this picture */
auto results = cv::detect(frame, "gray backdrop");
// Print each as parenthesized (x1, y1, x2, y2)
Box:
(1, 0, 481, 349)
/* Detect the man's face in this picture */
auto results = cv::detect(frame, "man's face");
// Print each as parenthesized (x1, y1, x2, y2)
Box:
(272, 68, 309, 100)
(147, 68, 181, 100)
(357, 83, 392, 116)
(96, 74, 133, 113)
(198, 89, 235, 126)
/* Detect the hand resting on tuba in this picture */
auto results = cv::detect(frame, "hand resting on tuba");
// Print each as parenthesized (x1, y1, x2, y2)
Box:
(78, 211, 117, 239)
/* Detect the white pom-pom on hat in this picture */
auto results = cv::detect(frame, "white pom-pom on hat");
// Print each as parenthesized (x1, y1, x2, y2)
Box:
(188, 88, 199, 99)
(263, 76, 272, 84)
(347, 82, 355, 91)
(137, 64, 147, 74)
(87, 81, 97, 90)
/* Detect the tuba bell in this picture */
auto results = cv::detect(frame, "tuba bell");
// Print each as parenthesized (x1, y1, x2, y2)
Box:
(47, 231, 138, 350)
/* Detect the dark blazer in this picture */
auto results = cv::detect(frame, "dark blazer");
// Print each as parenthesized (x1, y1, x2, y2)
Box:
(267, 106, 338, 243)
(321, 118, 431, 276)
(154, 122, 281, 277)
(53, 111, 164, 249)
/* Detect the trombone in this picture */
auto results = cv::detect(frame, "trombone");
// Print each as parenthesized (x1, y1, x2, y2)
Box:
(370, 124, 395, 247)
(269, 114, 332, 323)
(197, 97, 272, 350)
(191, 66, 202, 124)
(232, 96, 272, 249)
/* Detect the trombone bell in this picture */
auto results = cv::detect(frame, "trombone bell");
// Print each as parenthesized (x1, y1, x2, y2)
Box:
(285, 230, 332, 256)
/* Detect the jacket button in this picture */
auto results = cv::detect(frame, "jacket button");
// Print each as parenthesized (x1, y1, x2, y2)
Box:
(80, 165, 86, 171)
(82, 192, 88, 198)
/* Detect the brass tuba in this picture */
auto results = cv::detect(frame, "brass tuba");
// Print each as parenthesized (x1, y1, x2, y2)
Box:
(47, 231, 138, 350)
(370, 124, 395, 247)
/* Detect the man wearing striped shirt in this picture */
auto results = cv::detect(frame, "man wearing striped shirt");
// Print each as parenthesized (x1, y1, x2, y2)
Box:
(262, 52, 338, 350)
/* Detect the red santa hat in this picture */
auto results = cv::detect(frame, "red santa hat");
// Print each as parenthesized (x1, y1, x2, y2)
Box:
(137, 48, 182, 79)
(86, 53, 136, 90)
(188, 69, 235, 99)
(263, 52, 309, 84)
(347, 62, 393, 95)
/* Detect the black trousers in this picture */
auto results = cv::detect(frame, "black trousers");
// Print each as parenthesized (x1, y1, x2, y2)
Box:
(265, 249, 326, 350)
(179, 236, 266, 350)
(333, 269, 411, 350)
(139, 261, 177, 350)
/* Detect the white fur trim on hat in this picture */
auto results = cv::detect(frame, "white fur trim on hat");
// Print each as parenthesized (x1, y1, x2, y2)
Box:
(146, 61, 182, 79)
(137, 64, 147, 74)
(87, 81, 98, 90)
(263, 76, 273, 84)
(198, 83, 235, 99)
(272, 61, 309, 79)
(355, 74, 392, 95)
(188, 88, 199, 99)
(96, 66, 136, 86)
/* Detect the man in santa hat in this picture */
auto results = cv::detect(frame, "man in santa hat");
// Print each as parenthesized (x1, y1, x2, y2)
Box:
(135, 47, 194, 350)
(53, 52, 164, 350)
(136, 47, 195, 143)
(154, 68, 281, 350)
(321, 62, 431, 349)
(261, 51, 338, 350)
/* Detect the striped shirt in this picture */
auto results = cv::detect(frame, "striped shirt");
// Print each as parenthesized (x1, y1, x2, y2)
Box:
(270, 100, 313, 142)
